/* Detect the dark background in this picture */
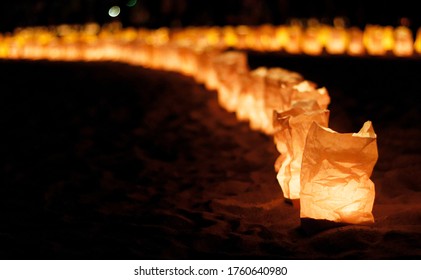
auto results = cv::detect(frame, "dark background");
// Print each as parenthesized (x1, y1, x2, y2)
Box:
(0, 0, 420, 33)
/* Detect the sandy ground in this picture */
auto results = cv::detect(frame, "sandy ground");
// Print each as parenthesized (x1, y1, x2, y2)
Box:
(0, 55, 420, 259)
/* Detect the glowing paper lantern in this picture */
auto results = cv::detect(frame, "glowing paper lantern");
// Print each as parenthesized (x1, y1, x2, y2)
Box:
(382, 26, 395, 52)
(273, 105, 329, 200)
(291, 81, 331, 109)
(414, 27, 421, 54)
(300, 121, 378, 224)
(364, 25, 387, 56)
(247, 67, 268, 132)
(284, 25, 302, 54)
(196, 47, 224, 90)
(347, 27, 365, 56)
(393, 26, 414, 57)
(325, 27, 348, 55)
(236, 70, 258, 122)
(213, 51, 249, 112)
(261, 68, 304, 134)
(301, 27, 323, 56)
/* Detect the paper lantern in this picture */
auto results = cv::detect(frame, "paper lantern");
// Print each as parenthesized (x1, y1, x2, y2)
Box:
(213, 51, 249, 112)
(347, 27, 365, 56)
(300, 121, 378, 224)
(275, 26, 289, 51)
(325, 27, 348, 55)
(414, 27, 421, 54)
(284, 25, 302, 54)
(236, 70, 258, 122)
(247, 67, 269, 132)
(364, 25, 387, 56)
(291, 81, 331, 109)
(197, 48, 224, 90)
(256, 25, 279, 51)
(262, 68, 304, 134)
(382, 26, 395, 52)
(393, 26, 414, 57)
(273, 105, 329, 200)
(301, 27, 324, 56)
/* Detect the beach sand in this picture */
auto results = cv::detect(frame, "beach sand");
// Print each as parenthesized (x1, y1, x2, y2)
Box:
(0, 55, 420, 259)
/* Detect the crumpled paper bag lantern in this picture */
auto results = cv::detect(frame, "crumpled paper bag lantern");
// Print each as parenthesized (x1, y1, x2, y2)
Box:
(414, 27, 421, 54)
(284, 25, 302, 54)
(364, 25, 387, 56)
(300, 121, 378, 224)
(347, 27, 365, 56)
(301, 27, 323, 56)
(246, 67, 269, 132)
(393, 26, 414, 57)
(273, 104, 329, 200)
(262, 67, 304, 134)
(325, 27, 348, 55)
(236, 67, 268, 125)
(291, 81, 331, 110)
(213, 51, 249, 112)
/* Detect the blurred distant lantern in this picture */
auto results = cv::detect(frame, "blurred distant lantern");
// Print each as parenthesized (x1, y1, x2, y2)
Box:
(213, 51, 249, 113)
(257, 25, 279, 51)
(273, 105, 329, 200)
(196, 47, 224, 90)
(246, 67, 268, 132)
(414, 27, 421, 54)
(237, 66, 271, 124)
(382, 26, 395, 52)
(234, 25, 249, 49)
(223, 26, 239, 48)
(301, 27, 323, 55)
(393, 26, 414, 57)
(275, 26, 289, 51)
(284, 25, 302, 54)
(364, 25, 387, 56)
(325, 27, 348, 55)
(347, 27, 365, 56)
(300, 121, 378, 224)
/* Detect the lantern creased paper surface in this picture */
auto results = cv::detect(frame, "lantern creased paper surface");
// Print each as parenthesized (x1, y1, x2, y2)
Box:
(291, 81, 331, 110)
(262, 67, 303, 134)
(273, 105, 330, 200)
(213, 51, 249, 112)
(300, 121, 378, 224)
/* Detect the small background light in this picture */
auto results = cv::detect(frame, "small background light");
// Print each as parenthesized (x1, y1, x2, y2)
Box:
(127, 0, 137, 7)
(108, 6, 121, 18)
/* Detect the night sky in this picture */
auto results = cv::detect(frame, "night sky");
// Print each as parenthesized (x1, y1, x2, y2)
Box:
(0, 0, 420, 33)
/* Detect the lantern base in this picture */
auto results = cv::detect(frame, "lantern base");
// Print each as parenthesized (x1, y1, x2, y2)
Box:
(300, 218, 348, 235)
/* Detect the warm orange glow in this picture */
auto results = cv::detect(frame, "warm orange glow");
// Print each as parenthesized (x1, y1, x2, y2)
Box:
(0, 22, 382, 226)
(347, 27, 365, 56)
(273, 105, 329, 199)
(301, 27, 323, 56)
(246, 67, 268, 132)
(262, 68, 304, 134)
(415, 28, 421, 54)
(300, 121, 378, 224)
(2, 23, 419, 61)
(213, 51, 249, 113)
(284, 25, 303, 54)
(364, 25, 387, 56)
(393, 26, 414, 56)
(325, 27, 348, 55)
